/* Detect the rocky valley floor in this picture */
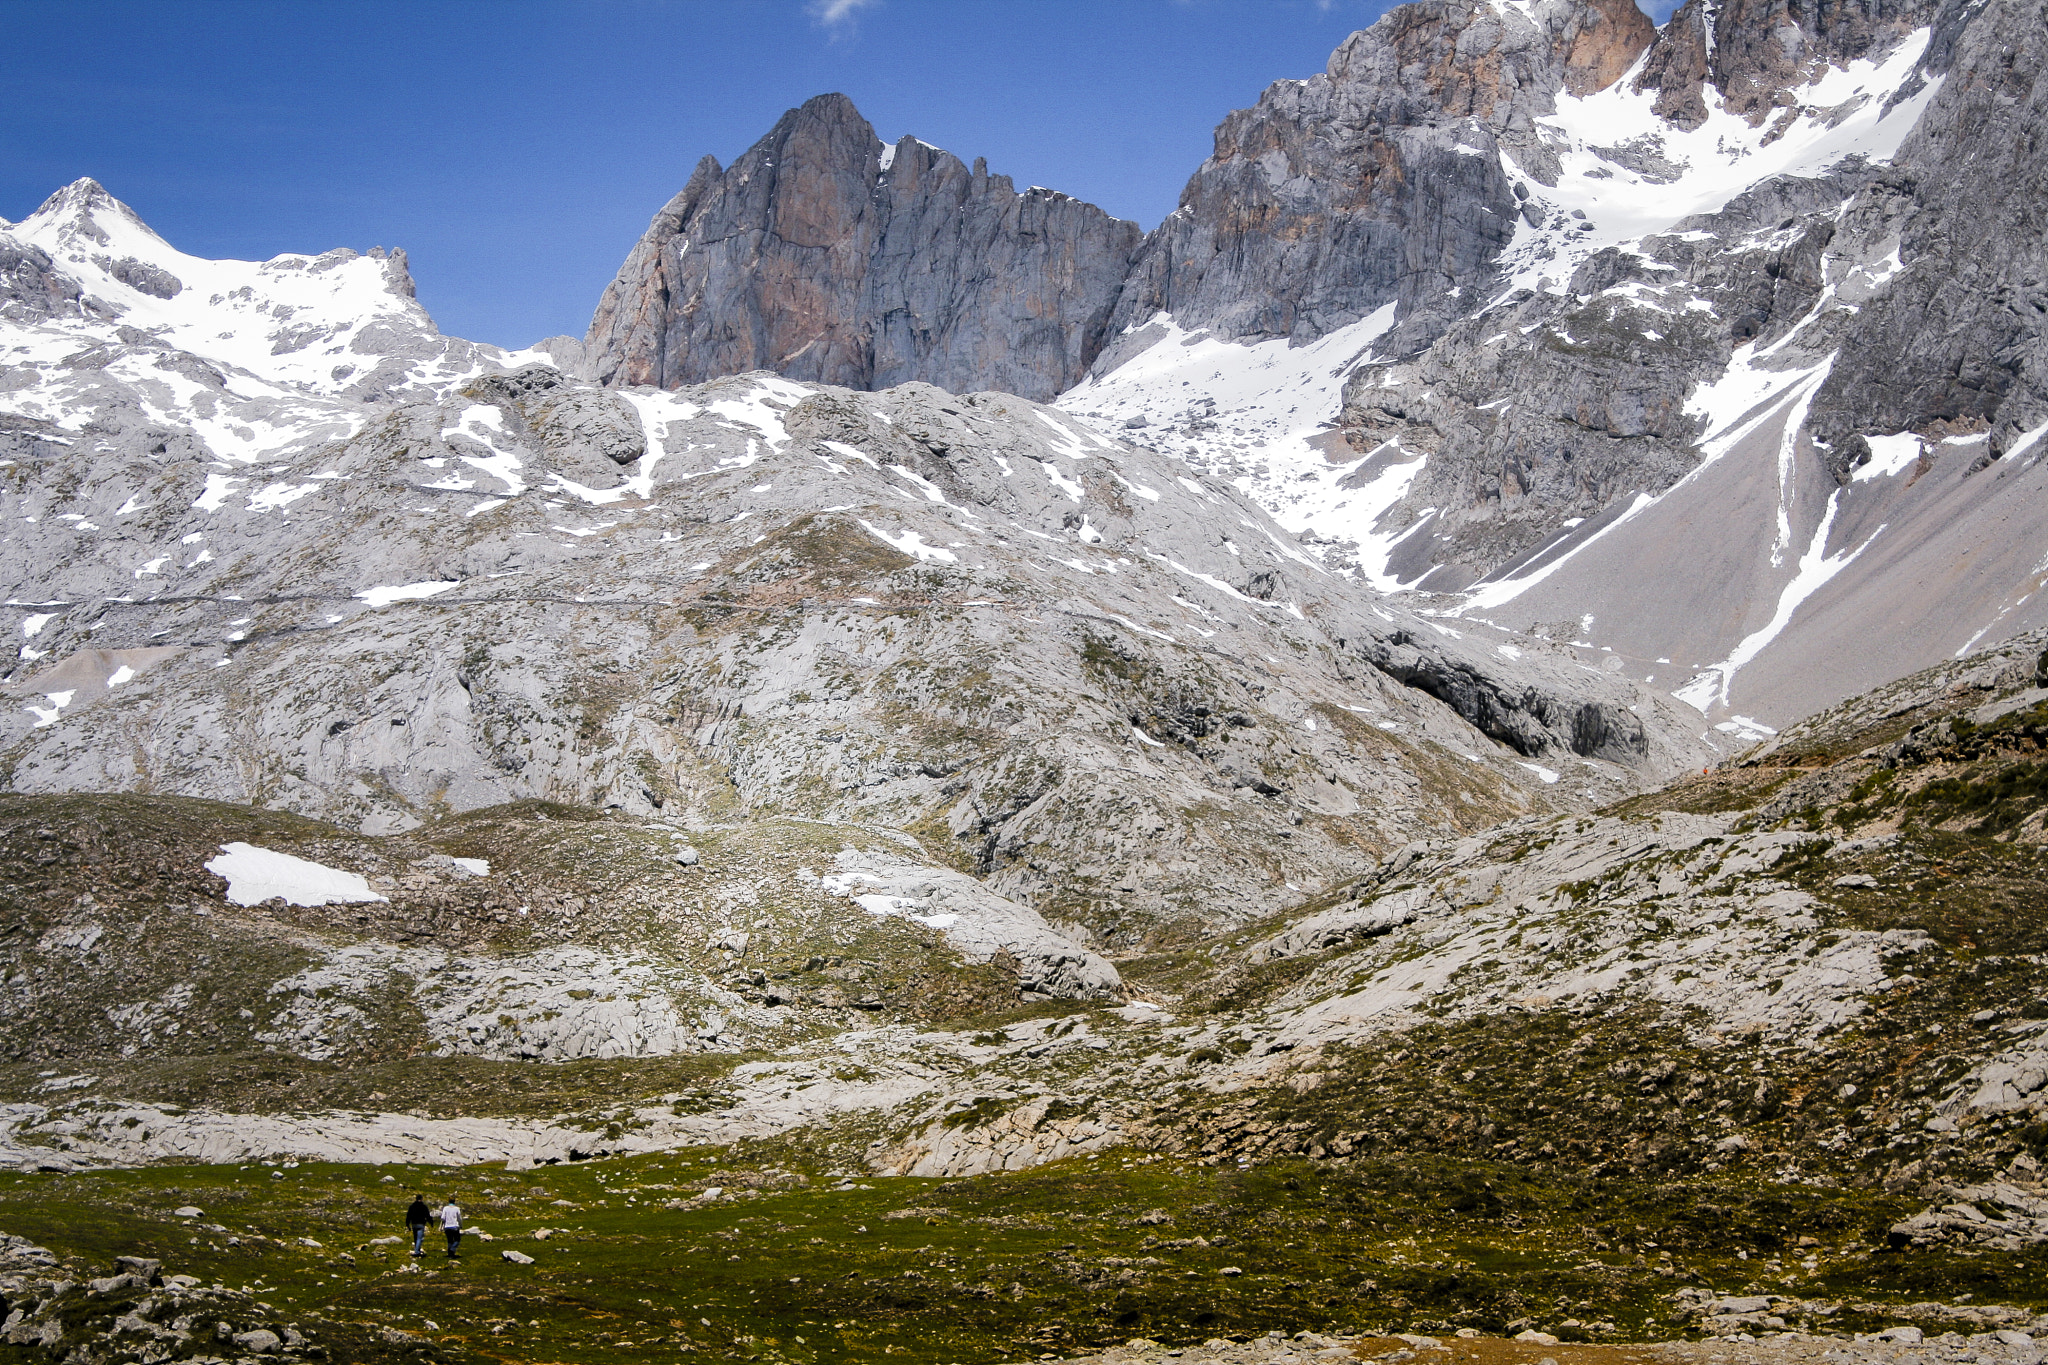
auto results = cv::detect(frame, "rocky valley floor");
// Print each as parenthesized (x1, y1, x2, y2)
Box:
(0, 634, 2044, 1361)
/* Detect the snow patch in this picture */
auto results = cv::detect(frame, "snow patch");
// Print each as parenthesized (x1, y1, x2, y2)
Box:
(858, 521, 957, 563)
(357, 580, 462, 609)
(204, 842, 389, 908)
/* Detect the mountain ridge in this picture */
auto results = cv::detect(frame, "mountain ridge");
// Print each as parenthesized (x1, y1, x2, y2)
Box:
(5, 9, 2048, 1360)
(574, 0, 2048, 738)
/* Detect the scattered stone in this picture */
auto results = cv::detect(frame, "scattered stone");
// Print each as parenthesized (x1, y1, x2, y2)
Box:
(172, 1205, 202, 1218)
(112, 1255, 161, 1283)
(501, 1249, 535, 1264)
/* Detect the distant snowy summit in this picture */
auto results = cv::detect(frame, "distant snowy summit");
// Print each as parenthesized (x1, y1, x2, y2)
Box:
(0, 177, 589, 477)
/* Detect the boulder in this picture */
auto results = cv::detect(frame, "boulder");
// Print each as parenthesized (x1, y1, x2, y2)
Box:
(112, 1255, 161, 1284)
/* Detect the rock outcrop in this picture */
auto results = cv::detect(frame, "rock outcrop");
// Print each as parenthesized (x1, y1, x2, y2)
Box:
(1100, 0, 1655, 359)
(584, 93, 1142, 403)
(1634, 0, 1943, 128)
(1804, 0, 2048, 455)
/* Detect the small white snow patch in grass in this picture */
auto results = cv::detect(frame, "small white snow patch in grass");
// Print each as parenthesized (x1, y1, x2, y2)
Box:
(357, 580, 462, 608)
(1518, 762, 1561, 784)
(204, 842, 389, 907)
(1131, 727, 1165, 748)
(450, 857, 490, 877)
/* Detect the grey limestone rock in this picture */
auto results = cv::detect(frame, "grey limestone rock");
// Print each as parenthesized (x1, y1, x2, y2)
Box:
(1334, 162, 1877, 586)
(1102, 0, 1656, 358)
(1804, 0, 2048, 459)
(1323, 0, 2048, 639)
(0, 307, 1705, 943)
(465, 363, 647, 467)
(0, 240, 84, 322)
(1634, 0, 1943, 128)
(584, 93, 1142, 403)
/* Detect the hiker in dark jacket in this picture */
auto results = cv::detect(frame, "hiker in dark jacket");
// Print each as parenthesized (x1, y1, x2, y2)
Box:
(405, 1195, 431, 1258)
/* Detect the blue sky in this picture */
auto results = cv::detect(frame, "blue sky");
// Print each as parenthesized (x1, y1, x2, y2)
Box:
(3, 0, 1671, 349)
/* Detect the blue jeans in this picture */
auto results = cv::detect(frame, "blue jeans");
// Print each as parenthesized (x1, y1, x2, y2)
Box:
(412, 1225, 426, 1255)
(445, 1228, 461, 1257)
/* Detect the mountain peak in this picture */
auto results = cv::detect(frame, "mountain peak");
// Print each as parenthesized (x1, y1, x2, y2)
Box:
(795, 90, 866, 123)
(34, 176, 114, 214)
(584, 92, 1141, 399)
(21, 176, 166, 253)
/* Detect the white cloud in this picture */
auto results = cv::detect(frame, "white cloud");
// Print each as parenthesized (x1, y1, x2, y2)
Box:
(808, 0, 880, 30)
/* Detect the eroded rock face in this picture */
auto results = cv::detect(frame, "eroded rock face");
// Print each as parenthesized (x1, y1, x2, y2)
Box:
(583, 93, 1142, 403)
(1804, 0, 2048, 456)
(1635, 0, 1943, 128)
(587, 6, 1668, 405)
(1100, 0, 1654, 360)
(1323, 0, 2048, 604)
(0, 186, 1708, 945)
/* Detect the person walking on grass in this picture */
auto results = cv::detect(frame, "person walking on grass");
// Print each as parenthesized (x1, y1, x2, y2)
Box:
(441, 1196, 463, 1259)
(405, 1194, 431, 1258)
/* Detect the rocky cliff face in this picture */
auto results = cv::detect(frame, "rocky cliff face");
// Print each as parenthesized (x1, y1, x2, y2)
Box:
(1098, 0, 1655, 360)
(1292, 0, 2048, 728)
(1802, 0, 2048, 455)
(584, 93, 1142, 404)
(1635, 0, 1943, 127)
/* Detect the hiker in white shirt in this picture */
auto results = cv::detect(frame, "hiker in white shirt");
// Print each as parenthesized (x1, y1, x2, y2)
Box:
(440, 1199, 463, 1259)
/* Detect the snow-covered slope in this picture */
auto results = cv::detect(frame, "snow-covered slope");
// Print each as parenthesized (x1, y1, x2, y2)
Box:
(1062, 23, 1939, 585)
(0, 179, 555, 470)
(1058, 308, 1408, 587)
(1062, 3, 2045, 736)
